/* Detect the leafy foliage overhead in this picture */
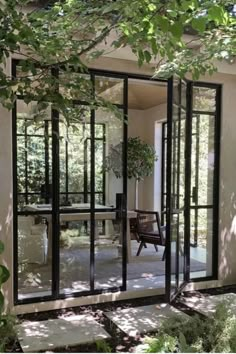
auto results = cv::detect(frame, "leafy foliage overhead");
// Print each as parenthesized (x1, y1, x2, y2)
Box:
(0, 0, 235, 116)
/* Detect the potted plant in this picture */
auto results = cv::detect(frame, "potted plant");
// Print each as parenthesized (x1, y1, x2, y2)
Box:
(104, 136, 158, 209)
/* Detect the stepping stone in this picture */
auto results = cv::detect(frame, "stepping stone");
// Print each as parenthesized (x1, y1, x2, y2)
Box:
(182, 292, 236, 317)
(105, 304, 187, 337)
(17, 314, 111, 352)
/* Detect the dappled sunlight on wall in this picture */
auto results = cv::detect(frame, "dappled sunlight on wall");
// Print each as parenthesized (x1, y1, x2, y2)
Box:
(219, 188, 236, 282)
(0, 196, 14, 311)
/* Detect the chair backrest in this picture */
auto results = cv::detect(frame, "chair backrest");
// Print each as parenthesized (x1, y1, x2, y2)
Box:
(136, 210, 164, 243)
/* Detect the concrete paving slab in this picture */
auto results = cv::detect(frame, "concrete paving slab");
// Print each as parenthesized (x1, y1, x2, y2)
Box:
(105, 303, 188, 337)
(17, 314, 111, 353)
(182, 292, 236, 316)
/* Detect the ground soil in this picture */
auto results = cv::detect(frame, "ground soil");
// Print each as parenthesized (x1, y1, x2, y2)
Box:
(7, 284, 236, 353)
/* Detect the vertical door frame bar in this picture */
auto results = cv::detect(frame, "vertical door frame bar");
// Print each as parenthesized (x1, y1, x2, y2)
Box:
(90, 73, 95, 292)
(51, 68, 60, 298)
(122, 75, 128, 290)
(183, 81, 193, 282)
(165, 77, 174, 302)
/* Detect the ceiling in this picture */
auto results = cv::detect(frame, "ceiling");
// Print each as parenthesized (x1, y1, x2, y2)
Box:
(128, 81, 167, 110)
(98, 79, 167, 110)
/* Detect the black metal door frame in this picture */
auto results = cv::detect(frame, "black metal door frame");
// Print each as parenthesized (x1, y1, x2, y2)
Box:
(165, 78, 221, 301)
(165, 77, 191, 302)
(12, 60, 167, 305)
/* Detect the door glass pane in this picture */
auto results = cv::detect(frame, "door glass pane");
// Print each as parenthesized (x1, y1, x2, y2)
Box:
(18, 215, 52, 300)
(59, 216, 91, 294)
(198, 115, 215, 206)
(59, 108, 91, 294)
(193, 87, 216, 112)
(95, 76, 124, 105)
(59, 71, 91, 101)
(16, 101, 52, 211)
(190, 209, 213, 278)
(94, 108, 123, 289)
(16, 100, 52, 299)
(168, 79, 187, 297)
(170, 89, 180, 292)
(190, 84, 217, 280)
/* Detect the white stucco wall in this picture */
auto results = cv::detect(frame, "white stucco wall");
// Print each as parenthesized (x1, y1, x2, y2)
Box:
(0, 59, 14, 310)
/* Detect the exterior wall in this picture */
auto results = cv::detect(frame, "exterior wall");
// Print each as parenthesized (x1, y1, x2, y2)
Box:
(190, 71, 236, 283)
(0, 59, 14, 311)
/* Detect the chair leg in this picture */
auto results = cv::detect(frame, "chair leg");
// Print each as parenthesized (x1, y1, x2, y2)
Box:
(144, 243, 147, 248)
(162, 247, 166, 261)
(134, 232, 140, 243)
(154, 244, 158, 252)
(136, 242, 144, 256)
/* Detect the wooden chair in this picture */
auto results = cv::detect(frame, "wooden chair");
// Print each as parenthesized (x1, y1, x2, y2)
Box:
(136, 210, 166, 261)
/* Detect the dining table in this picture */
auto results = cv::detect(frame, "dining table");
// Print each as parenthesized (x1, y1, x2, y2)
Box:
(26, 203, 137, 263)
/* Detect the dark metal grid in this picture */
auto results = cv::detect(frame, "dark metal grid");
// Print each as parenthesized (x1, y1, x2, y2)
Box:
(12, 60, 134, 305)
(16, 117, 105, 207)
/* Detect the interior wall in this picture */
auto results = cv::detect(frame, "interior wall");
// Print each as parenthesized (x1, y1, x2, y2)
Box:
(127, 103, 167, 211)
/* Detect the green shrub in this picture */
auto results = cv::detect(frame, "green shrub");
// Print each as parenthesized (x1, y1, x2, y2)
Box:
(95, 339, 112, 353)
(0, 314, 16, 352)
(143, 303, 236, 353)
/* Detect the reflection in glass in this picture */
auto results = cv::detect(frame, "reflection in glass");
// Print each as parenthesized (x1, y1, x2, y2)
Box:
(95, 76, 124, 105)
(18, 215, 52, 299)
(190, 209, 212, 278)
(16, 101, 52, 211)
(94, 216, 123, 289)
(60, 217, 91, 294)
(94, 108, 124, 289)
(59, 71, 91, 101)
(193, 87, 216, 112)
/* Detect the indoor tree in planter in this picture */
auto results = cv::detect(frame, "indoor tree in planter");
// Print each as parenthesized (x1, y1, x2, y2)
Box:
(105, 137, 157, 209)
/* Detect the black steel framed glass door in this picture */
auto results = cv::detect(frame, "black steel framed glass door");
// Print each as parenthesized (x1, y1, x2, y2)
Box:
(165, 78, 221, 301)
(165, 77, 190, 302)
(12, 60, 128, 304)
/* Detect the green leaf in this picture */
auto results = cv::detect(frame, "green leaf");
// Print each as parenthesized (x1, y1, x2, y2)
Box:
(157, 16, 169, 32)
(144, 50, 152, 63)
(148, 3, 156, 11)
(0, 291, 4, 312)
(0, 265, 10, 286)
(0, 241, 4, 255)
(208, 5, 225, 24)
(151, 38, 158, 55)
(192, 17, 207, 33)
(170, 22, 183, 38)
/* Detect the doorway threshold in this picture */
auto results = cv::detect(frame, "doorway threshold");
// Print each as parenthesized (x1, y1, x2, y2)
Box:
(14, 285, 165, 315)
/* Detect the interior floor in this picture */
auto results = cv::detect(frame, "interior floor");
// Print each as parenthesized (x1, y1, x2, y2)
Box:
(18, 240, 207, 299)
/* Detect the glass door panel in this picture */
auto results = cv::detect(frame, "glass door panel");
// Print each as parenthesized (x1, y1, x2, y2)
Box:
(190, 84, 218, 279)
(16, 100, 53, 300)
(94, 105, 125, 290)
(58, 73, 127, 295)
(59, 108, 92, 295)
(166, 78, 188, 301)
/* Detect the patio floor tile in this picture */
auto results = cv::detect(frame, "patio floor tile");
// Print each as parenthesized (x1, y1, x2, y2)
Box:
(17, 314, 110, 352)
(182, 292, 236, 316)
(105, 303, 188, 337)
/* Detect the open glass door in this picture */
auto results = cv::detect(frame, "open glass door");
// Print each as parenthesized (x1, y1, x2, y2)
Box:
(165, 77, 191, 302)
